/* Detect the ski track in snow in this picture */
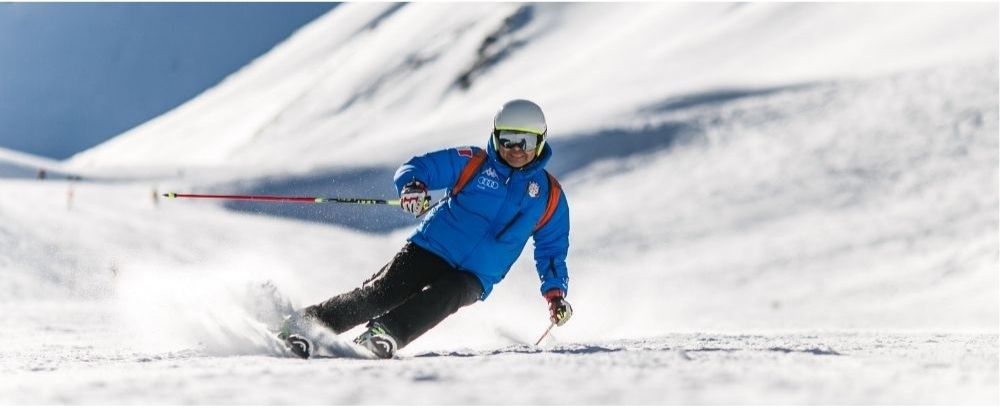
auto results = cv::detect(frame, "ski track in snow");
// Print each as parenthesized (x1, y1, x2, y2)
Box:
(0, 302, 995, 405)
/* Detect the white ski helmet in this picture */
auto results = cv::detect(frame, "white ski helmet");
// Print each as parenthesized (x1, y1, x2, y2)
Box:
(493, 99, 547, 156)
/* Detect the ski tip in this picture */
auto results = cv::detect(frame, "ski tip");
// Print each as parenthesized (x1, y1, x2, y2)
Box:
(163, 192, 177, 199)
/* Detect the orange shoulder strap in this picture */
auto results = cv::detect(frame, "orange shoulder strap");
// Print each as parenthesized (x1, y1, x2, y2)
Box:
(451, 149, 487, 197)
(452, 150, 561, 232)
(533, 171, 562, 232)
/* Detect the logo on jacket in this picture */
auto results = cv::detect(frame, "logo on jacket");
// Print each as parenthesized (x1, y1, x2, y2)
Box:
(528, 181, 540, 198)
(477, 176, 499, 190)
(482, 167, 499, 179)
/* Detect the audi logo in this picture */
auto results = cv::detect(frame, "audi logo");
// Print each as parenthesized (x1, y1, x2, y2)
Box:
(477, 176, 499, 189)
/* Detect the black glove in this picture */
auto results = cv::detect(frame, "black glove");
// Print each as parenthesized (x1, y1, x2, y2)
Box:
(399, 180, 430, 216)
(544, 289, 573, 326)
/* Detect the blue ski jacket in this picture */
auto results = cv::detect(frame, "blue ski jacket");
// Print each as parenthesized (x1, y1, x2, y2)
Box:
(393, 138, 570, 300)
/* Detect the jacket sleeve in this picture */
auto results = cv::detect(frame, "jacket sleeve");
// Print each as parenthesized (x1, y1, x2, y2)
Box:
(532, 190, 570, 297)
(393, 147, 475, 194)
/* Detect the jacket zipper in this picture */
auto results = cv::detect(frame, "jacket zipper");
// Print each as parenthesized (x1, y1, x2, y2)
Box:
(494, 166, 522, 239)
(495, 212, 521, 238)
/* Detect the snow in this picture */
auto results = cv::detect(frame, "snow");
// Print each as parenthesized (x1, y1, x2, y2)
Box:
(0, 147, 66, 179)
(0, 306, 994, 405)
(64, 3, 997, 171)
(0, 2, 997, 405)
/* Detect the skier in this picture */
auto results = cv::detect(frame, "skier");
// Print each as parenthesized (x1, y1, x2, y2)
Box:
(279, 99, 572, 359)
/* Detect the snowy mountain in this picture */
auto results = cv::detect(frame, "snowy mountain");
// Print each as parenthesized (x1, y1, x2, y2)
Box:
(65, 3, 996, 171)
(0, 147, 65, 179)
(0, 2, 335, 159)
(0, 2, 996, 404)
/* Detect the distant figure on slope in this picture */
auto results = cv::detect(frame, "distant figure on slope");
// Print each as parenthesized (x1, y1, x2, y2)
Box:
(278, 99, 573, 359)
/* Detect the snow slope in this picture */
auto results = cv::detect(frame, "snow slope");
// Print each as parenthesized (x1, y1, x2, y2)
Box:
(0, 147, 64, 179)
(0, 307, 994, 405)
(65, 2, 997, 171)
(0, 2, 997, 405)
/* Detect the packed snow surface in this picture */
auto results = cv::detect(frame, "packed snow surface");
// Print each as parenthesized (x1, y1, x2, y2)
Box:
(1, 2, 997, 405)
(0, 302, 994, 405)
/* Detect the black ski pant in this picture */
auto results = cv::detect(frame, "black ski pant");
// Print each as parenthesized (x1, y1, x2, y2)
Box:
(302, 242, 483, 349)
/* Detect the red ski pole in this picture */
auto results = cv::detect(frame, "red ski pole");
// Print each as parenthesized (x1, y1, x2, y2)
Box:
(162, 192, 401, 206)
(535, 323, 555, 346)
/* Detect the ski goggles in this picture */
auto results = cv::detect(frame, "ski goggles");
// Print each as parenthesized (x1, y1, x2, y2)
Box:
(494, 130, 543, 151)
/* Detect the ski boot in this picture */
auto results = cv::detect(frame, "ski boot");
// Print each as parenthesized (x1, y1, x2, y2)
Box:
(277, 313, 314, 359)
(284, 334, 313, 359)
(354, 322, 398, 359)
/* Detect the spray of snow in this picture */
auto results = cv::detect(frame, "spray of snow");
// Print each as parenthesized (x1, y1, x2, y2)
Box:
(0, 2, 996, 404)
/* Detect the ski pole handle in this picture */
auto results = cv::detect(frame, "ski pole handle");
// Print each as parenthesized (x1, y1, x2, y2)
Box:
(163, 192, 401, 206)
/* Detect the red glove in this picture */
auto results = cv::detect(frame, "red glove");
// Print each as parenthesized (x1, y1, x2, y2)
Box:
(544, 289, 573, 326)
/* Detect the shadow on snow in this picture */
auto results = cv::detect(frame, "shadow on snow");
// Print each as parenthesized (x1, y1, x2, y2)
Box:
(220, 83, 815, 233)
